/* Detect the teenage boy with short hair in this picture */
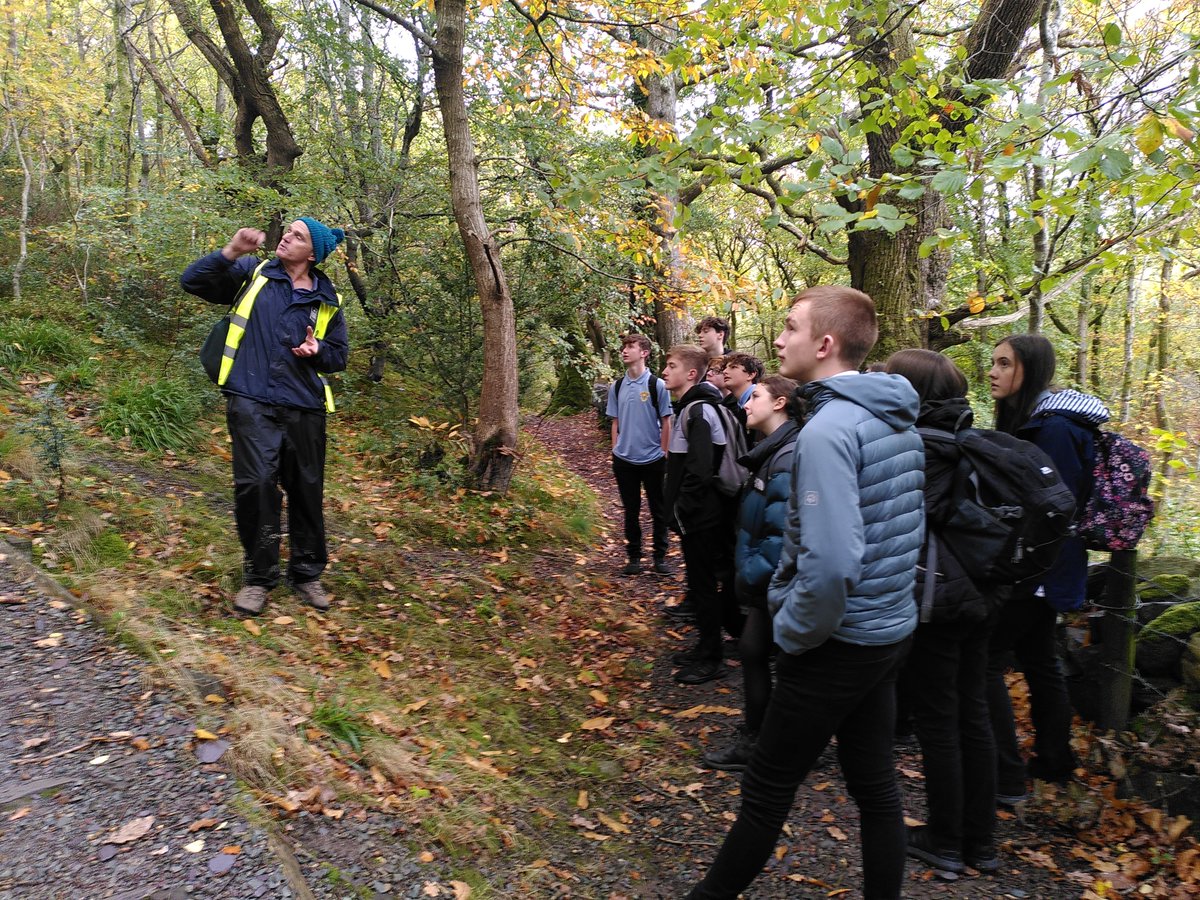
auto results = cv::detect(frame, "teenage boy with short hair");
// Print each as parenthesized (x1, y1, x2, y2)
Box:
(721, 352, 764, 409)
(686, 286, 925, 900)
(606, 334, 673, 576)
(695, 316, 730, 359)
(661, 345, 731, 685)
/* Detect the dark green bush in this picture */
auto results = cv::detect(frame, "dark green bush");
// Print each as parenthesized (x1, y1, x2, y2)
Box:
(98, 377, 202, 452)
(0, 319, 84, 370)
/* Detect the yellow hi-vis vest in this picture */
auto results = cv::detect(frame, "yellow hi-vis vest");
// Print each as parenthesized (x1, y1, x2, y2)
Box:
(217, 260, 340, 413)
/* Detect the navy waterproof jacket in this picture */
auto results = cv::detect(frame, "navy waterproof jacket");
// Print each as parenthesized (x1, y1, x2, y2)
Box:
(1018, 389, 1109, 611)
(182, 251, 349, 412)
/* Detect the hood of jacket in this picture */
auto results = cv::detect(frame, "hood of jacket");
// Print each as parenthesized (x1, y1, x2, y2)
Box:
(803, 372, 919, 431)
(1029, 388, 1109, 428)
(741, 419, 800, 472)
(917, 397, 974, 433)
(673, 381, 723, 413)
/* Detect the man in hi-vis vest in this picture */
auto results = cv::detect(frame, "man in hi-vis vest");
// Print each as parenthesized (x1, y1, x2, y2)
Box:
(182, 218, 348, 616)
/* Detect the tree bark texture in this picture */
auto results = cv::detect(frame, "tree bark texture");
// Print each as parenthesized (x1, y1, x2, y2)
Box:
(632, 26, 691, 351)
(432, 0, 519, 493)
(851, 0, 1043, 355)
(166, 0, 301, 201)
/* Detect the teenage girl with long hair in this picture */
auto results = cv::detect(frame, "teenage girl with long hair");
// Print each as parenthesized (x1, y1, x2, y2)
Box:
(886, 349, 999, 875)
(987, 334, 1109, 800)
(700, 375, 801, 771)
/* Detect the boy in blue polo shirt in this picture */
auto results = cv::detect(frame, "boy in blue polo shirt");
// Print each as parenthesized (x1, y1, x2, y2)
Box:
(606, 334, 673, 576)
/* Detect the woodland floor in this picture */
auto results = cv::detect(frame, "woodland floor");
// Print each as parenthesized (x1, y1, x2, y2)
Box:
(0, 410, 1196, 899)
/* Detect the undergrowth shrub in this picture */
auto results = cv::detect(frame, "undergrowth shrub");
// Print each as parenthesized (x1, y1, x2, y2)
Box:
(0, 319, 84, 370)
(98, 377, 202, 452)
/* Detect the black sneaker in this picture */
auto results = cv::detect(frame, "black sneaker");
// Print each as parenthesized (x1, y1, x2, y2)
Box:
(1027, 756, 1076, 785)
(671, 645, 704, 665)
(663, 602, 697, 621)
(621, 560, 643, 576)
(964, 843, 1000, 874)
(653, 558, 674, 576)
(701, 731, 756, 772)
(906, 826, 965, 874)
(674, 659, 728, 685)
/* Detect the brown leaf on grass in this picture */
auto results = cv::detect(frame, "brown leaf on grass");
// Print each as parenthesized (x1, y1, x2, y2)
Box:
(370, 659, 392, 680)
(402, 699, 429, 714)
(194, 728, 219, 741)
(187, 818, 219, 832)
(450, 882, 472, 900)
(576, 790, 589, 810)
(418, 850, 435, 863)
(242, 620, 261, 636)
(104, 815, 154, 845)
(460, 755, 507, 779)
(589, 689, 608, 706)
(598, 812, 631, 835)
(580, 716, 614, 731)
(272, 616, 295, 625)
(570, 815, 597, 830)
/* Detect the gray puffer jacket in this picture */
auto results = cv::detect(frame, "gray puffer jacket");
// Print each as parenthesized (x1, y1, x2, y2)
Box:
(767, 372, 924, 655)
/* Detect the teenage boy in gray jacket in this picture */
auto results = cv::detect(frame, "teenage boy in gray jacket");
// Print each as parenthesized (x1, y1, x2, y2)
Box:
(687, 286, 925, 900)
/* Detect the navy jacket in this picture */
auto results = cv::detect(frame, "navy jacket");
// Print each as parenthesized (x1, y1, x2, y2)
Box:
(734, 420, 799, 609)
(182, 251, 348, 412)
(1018, 389, 1108, 611)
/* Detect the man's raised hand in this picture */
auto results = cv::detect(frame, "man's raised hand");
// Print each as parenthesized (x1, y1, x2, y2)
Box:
(222, 227, 267, 260)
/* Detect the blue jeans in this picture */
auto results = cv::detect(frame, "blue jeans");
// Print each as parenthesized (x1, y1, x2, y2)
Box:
(687, 637, 911, 900)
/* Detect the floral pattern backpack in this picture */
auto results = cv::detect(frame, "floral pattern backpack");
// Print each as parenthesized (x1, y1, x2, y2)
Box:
(1078, 430, 1154, 551)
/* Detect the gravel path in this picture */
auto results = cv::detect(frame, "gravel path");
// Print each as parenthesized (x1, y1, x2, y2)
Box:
(0, 545, 299, 900)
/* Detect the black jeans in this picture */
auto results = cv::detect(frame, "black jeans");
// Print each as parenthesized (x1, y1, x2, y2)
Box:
(611, 455, 667, 562)
(986, 590, 1077, 795)
(687, 637, 911, 900)
(907, 614, 996, 853)
(679, 526, 730, 660)
(227, 395, 327, 588)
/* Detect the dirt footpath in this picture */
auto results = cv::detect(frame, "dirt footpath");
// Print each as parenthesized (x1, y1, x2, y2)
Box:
(0, 544, 303, 900)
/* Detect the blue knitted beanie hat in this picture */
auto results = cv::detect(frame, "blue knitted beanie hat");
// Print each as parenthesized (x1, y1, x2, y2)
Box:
(298, 216, 345, 264)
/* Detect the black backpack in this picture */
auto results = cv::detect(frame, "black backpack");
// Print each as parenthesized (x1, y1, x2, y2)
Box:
(685, 399, 750, 496)
(920, 427, 1077, 586)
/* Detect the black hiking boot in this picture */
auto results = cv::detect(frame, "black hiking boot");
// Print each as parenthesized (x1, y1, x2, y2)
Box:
(702, 730, 757, 772)
(674, 658, 728, 685)
(621, 559, 643, 576)
(906, 826, 965, 874)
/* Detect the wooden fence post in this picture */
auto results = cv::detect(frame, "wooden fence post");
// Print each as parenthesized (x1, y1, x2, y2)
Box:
(1096, 549, 1138, 731)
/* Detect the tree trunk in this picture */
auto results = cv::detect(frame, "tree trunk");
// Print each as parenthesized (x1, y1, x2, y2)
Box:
(632, 26, 691, 350)
(1028, 0, 1060, 335)
(1119, 258, 1138, 423)
(851, 0, 1042, 355)
(166, 0, 302, 211)
(850, 8, 944, 357)
(432, 0, 519, 493)
(8, 117, 31, 303)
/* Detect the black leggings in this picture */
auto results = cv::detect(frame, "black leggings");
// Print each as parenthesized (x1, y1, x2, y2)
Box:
(739, 608, 773, 733)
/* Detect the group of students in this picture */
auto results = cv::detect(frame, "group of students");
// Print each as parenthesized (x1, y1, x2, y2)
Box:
(607, 288, 1104, 898)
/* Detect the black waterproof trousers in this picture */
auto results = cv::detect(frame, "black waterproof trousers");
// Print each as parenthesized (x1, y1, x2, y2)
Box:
(227, 395, 327, 588)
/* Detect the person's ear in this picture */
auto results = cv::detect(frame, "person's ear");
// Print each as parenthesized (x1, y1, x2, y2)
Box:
(816, 334, 835, 360)
(772, 393, 787, 412)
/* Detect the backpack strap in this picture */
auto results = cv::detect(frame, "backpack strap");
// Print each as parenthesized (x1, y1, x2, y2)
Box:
(615, 373, 667, 428)
(921, 531, 939, 624)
